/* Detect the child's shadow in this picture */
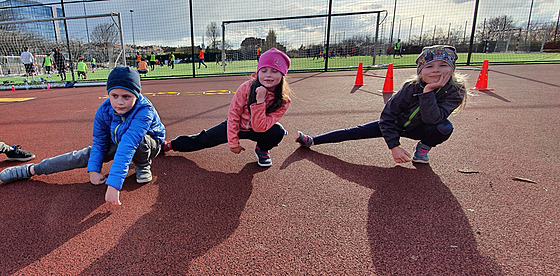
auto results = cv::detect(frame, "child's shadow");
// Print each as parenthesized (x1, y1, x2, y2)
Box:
(80, 156, 262, 274)
(282, 148, 503, 275)
(0, 179, 111, 274)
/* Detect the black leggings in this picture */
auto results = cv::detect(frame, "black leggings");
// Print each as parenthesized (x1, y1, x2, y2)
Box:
(171, 120, 286, 152)
(312, 119, 454, 148)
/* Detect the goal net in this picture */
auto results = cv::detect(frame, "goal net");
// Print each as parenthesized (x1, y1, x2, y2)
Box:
(0, 12, 125, 82)
(220, 11, 384, 73)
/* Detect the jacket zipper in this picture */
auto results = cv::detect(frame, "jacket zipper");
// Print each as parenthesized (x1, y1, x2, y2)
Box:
(113, 115, 125, 144)
(403, 87, 441, 128)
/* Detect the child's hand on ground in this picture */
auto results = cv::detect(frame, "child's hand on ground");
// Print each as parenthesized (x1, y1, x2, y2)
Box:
(105, 186, 121, 206)
(390, 146, 411, 163)
(256, 86, 267, 103)
(230, 144, 245, 154)
(424, 71, 451, 92)
(89, 172, 106, 185)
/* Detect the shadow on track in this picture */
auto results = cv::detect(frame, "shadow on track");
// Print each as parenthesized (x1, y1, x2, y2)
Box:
(80, 156, 264, 274)
(281, 148, 504, 275)
(0, 180, 110, 274)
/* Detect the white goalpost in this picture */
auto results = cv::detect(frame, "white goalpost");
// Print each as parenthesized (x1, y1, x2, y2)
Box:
(0, 12, 126, 83)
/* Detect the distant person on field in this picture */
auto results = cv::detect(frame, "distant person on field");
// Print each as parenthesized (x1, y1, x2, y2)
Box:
(53, 48, 66, 81)
(169, 52, 175, 69)
(149, 52, 156, 70)
(163, 48, 292, 167)
(91, 57, 96, 73)
(43, 53, 53, 78)
(136, 52, 141, 68)
(0, 142, 35, 162)
(393, 39, 403, 58)
(20, 47, 35, 82)
(76, 57, 87, 79)
(296, 45, 467, 164)
(198, 48, 207, 69)
(137, 58, 149, 76)
(256, 45, 261, 61)
(0, 66, 166, 206)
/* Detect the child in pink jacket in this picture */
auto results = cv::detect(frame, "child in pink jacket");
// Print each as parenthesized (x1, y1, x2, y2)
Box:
(164, 48, 292, 167)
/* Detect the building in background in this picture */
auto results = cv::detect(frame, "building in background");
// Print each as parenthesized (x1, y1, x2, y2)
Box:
(0, 0, 66, 42)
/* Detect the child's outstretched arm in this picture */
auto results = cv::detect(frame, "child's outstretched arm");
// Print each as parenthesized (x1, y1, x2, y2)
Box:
(227, 81, 249, 151)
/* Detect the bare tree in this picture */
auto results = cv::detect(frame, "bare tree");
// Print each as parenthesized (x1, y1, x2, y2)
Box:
(90, 23, 120, 63)
(206, 22, 220, 49)
(479, 15, 517, 41)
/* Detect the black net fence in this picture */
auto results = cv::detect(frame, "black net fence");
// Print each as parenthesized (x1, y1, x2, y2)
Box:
(1, 0, 559, 84)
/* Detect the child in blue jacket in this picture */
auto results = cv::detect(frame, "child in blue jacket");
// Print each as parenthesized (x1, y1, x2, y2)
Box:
(296, 45, 466, 164)
(0, 66, 165, 205)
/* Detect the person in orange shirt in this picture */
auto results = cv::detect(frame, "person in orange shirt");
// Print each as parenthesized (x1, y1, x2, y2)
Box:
(135, 52, 141, 68)
(256, 46, 261, 61)
(198, 48, 207, 69)
(137, 58, 149, 76)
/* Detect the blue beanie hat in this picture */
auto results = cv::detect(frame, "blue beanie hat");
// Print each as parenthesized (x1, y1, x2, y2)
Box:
(106, 66, 141, 97)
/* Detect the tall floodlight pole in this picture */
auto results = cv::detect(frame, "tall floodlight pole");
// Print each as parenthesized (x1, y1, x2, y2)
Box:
(83, 2, 91, 61)
(525, 0, 534, 52)
(60, 0, 75, 81)
(130, 10, 135, 48)
(467, 0, 480, 65)
(389, 0, 397, 46)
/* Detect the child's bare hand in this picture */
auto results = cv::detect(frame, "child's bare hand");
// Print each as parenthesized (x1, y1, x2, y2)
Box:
(390, 146, 411, 163)
(230, 145, 245, 154)
(105, 186, 121, 206)
(255, 86, 267, 103)
(89, 172, 106, 185)
(424, 71, 451, 92)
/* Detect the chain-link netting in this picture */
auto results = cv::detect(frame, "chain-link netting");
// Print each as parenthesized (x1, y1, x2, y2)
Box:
(1, 0, 559, 85)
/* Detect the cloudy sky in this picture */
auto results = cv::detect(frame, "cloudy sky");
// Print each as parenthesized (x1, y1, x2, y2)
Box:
(52, 0, 560, 48)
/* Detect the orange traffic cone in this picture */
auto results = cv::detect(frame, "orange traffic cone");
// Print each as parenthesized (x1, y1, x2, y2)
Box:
(354, 62, 364, 86)
(473, 60, 494, 91)
(379, 63, 396, 93)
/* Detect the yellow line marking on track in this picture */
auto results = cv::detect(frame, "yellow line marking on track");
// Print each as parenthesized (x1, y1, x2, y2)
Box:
(0, 97, 36, 102)
(98, 90, 234, 99)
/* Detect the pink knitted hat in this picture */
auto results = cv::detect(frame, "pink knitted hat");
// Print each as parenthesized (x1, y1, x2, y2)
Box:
(257, 48, 291, 75)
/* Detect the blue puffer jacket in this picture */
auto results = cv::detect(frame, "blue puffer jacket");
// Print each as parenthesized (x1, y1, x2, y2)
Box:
(86, 94, 165, 190)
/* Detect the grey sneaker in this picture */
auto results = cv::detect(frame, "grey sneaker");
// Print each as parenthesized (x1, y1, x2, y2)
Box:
(135, 165, 152, 184)
(0, 163, 34, 184)
(412, 142, 431, 163)
(295, 131, 313, 148)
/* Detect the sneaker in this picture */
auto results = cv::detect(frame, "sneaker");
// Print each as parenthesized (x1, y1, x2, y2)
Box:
(295, 131, 313, 148)
(0, 163, 33, 184)
(254, 146, 272, 167)
(135, 165, 152, 184)
(412, 142, 431, 163)
(6, 145, 36, 162)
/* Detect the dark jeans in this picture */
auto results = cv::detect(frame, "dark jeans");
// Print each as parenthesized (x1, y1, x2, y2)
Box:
(171, 120, 286, 152)
(312, 120, 454, 148)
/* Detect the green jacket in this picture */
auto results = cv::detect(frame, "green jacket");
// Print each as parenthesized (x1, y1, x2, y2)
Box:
(77, 61, 87, 72)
